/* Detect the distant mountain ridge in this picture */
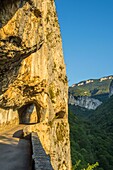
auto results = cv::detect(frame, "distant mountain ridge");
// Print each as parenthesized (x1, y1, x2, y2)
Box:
(69, 75, 113, 98)
(69, 75, 113, 110)
(71, 75, 113, 88)
(69, 76, 113, 169)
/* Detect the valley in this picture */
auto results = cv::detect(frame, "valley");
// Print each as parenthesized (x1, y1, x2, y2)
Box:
(69, 76, 113, 170)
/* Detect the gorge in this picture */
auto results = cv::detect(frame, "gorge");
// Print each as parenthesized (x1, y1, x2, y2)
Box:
(69, 76, 113, 170)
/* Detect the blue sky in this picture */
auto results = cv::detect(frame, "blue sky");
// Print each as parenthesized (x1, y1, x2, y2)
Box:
(55, 0, 113, 86)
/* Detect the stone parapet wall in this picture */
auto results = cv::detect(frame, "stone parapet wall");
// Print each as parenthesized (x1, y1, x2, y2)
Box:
(24, 119, 71, 170)
(31, 132, 53, 170)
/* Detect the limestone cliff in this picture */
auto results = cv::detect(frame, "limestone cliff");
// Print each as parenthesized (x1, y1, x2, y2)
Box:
(69, 94, 102, 110)
(0, 0, 71, 169)
(109, 80, 113, 97)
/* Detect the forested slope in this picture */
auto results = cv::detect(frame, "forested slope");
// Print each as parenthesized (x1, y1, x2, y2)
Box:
(69, 95, 113, 170)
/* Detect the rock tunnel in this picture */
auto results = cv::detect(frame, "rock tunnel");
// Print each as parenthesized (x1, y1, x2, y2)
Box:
(18, 103, 41, 124)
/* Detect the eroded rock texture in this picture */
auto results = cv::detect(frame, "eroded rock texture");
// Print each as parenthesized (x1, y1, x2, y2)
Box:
(69, 94, 102, 110)
(0, 0, 71, 169)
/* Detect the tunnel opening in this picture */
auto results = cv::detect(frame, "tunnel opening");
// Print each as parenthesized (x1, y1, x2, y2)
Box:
(18, 103, 41, 124)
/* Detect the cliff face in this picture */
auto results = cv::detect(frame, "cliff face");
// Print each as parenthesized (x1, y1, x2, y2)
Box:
(69, 94, 102, 110)
(0, 0, 71, 169)
(109, 80, 113, 97)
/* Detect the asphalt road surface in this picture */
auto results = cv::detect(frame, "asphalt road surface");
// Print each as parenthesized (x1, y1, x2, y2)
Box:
(0, 125, 32, 170)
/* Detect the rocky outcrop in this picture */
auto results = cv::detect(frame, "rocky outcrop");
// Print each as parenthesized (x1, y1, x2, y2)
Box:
(0, 0, 71, 169)
(0, 108, 19, 131)
(71, 75, 113, 87)
(109, 80, 113, 97)
(69, 94, 102, 110)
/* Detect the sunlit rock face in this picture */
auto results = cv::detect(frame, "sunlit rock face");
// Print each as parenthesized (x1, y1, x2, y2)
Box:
(0, 0, 71, 169)
(109, 80, 113, 97)
(69, 94, 102, 110)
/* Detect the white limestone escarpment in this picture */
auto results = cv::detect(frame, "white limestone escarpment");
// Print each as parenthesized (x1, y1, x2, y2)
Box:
(109, 80, 113, 97)
(0, 0, 71, 169)
(69, 94, 102, 110)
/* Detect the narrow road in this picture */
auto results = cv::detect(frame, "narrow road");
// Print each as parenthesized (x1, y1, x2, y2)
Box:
(0, 125, 32, 170)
